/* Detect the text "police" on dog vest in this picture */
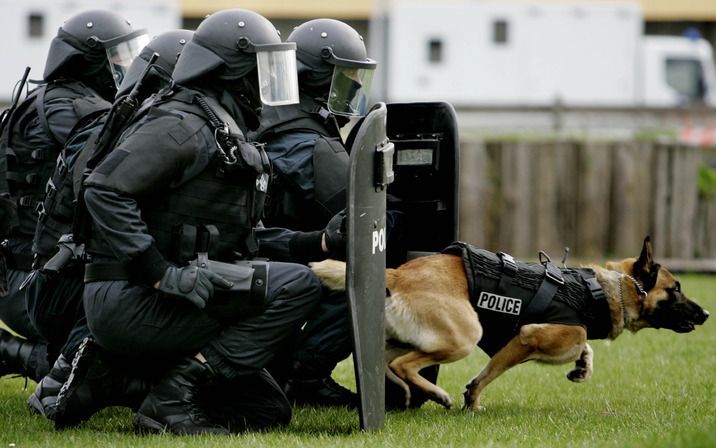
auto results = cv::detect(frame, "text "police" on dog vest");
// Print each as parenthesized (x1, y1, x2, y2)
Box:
(477, 292, 522, 315)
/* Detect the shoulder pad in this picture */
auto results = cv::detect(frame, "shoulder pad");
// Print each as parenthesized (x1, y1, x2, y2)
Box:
(72, 96, 111, 120)
(167, 112, 208, 145)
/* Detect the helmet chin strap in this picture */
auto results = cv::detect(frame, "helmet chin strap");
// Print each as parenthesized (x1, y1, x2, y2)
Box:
(81, 65, 117, 101)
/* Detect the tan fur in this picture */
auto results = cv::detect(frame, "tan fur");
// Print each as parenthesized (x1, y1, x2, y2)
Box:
(309, 237, 708, 411)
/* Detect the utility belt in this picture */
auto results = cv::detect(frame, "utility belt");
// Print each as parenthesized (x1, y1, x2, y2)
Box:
(84, 252, 270, 321)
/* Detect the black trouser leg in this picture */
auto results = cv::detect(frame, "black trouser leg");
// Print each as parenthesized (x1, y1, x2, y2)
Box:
(201, 262, 322, 379)
(289, 287, 352, 379)
(25, 269, 87, 359)
(85, 262, 321, 377)
(0, 269, 43, 341)
(0, 269, 49, 381)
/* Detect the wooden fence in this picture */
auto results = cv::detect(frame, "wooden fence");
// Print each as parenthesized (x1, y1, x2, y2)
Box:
(458, 138, 714, 260)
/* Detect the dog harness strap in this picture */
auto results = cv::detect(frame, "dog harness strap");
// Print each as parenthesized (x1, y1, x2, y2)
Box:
(579, 269, 612, 339)
(496, 251, 517, 294)
(523, 261, 564, 320)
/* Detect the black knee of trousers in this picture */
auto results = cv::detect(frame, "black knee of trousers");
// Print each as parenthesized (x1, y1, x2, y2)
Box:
(289, 288, 352, 378)
(25, 270, 84, 348)
(0, 269, 43, 340)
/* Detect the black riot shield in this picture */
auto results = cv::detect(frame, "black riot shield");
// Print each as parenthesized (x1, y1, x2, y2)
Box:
(383, 102, 459, 410)
(386, 102, 459, 254)
(346, 102, 394, 431)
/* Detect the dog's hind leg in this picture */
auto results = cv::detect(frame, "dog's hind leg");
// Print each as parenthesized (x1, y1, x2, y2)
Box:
(566, 343, 593, 382)
(385, 364, 411, 408)
(385, 345, 412, 408)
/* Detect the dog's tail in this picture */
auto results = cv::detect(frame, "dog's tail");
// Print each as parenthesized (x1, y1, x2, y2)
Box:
(309, 259, 348, 290)
(310, 259, 397, 291)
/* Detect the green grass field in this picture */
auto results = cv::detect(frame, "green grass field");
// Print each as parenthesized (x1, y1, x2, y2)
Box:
(1, 274, 714, 447)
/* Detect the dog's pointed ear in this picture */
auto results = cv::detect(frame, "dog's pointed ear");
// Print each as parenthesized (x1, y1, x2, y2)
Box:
(632, 236, 660, 291)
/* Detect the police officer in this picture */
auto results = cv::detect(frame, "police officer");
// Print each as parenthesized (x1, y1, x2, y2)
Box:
(252, 19, 438, 410)
(0, 10, 148, 383)
(57, 9, 323, 435)
(251, 19, 380, 407)
(26, 30, 194, 422)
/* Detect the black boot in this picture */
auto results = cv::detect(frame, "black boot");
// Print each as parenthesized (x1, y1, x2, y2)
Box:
(51, 338, 153, 429)
(0, 328, 49, 382)
(284, 360, 357, 408)
(284, 376, 358, 408)
(134, 357, 229, 435)
(27, 355, 71, 416)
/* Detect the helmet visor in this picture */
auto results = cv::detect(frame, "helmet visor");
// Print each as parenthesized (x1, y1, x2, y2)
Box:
(256, 49, 299, 106)
(105, 33, 150, 88)
(327, 66, 374, 117)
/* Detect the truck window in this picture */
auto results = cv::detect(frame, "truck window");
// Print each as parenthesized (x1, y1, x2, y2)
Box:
(665, 58, 706, 102)
(493, 19, 509, 45)
(28, 13, 44, 38)
(428, 38, 443, 63)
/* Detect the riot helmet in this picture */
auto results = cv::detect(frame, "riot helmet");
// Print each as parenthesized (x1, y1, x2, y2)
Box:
(43, 10, 149, 88)
(173, 9, 299, 106)
(116, 29, 194, 98)
(288, 19, 376, 117)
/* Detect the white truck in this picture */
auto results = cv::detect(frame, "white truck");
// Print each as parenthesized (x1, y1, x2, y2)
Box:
(369, 0, 716, 108)
(0, 0, 182, 103)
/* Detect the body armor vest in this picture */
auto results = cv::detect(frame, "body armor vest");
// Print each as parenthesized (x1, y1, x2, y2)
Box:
(87, 89, 269, 264)
(0, 81, 108, 241)
(443, 242, 612, 357)
(32, 115, 106, 258)
(252, 97, 348, 230)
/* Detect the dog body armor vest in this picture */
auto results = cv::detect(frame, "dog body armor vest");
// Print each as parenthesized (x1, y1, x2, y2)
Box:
(443, 242, 612, 357)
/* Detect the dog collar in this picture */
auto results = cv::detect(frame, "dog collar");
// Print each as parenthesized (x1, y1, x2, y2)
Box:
(624, 274, 647, 297)
(618, 276, 630, 330)
(618, 274, 646, 330)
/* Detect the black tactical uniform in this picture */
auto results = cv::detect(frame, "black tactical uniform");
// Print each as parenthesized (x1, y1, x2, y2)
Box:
(250, 19, 378, 407)
(0, 9, 148, 382)
(252, 19, 435, 409)
(59, 9, 322, 435)
(26, 29, 193, 421)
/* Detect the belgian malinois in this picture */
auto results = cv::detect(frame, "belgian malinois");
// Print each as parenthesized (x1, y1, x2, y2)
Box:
(310, 236, 709, 410)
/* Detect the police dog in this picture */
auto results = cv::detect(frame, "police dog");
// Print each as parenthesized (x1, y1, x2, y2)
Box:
(310, 236, 709, 410)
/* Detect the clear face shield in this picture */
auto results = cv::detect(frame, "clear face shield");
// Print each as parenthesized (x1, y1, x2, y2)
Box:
(105, 33, 150, 88)
(256, 48, 299, 106)
(327, 65, 375, 117)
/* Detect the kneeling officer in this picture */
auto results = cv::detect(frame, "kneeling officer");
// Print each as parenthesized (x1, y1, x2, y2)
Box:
(62, 9, 322, 435)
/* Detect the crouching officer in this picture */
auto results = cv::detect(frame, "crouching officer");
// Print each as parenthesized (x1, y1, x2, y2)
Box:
(26, 30, 194, 424)
(251, 18, 376, 407)
(251, 19, 427, 409)
(55, 9, 322, 435)
(0, 10, 148, 382)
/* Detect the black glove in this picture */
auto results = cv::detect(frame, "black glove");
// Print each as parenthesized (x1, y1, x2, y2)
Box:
(324, 210, 347, 260)
(157, 265, 233, 309)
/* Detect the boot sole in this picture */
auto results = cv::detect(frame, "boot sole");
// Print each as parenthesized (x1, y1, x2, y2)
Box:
(134, 413, 230, 436)
(27, 393, 45, 416)
(134, 413, 167, 434)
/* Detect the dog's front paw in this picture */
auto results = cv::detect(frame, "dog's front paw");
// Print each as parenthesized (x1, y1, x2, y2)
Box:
(567, 367, 591, 383)
(436, 391, 453, 410)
